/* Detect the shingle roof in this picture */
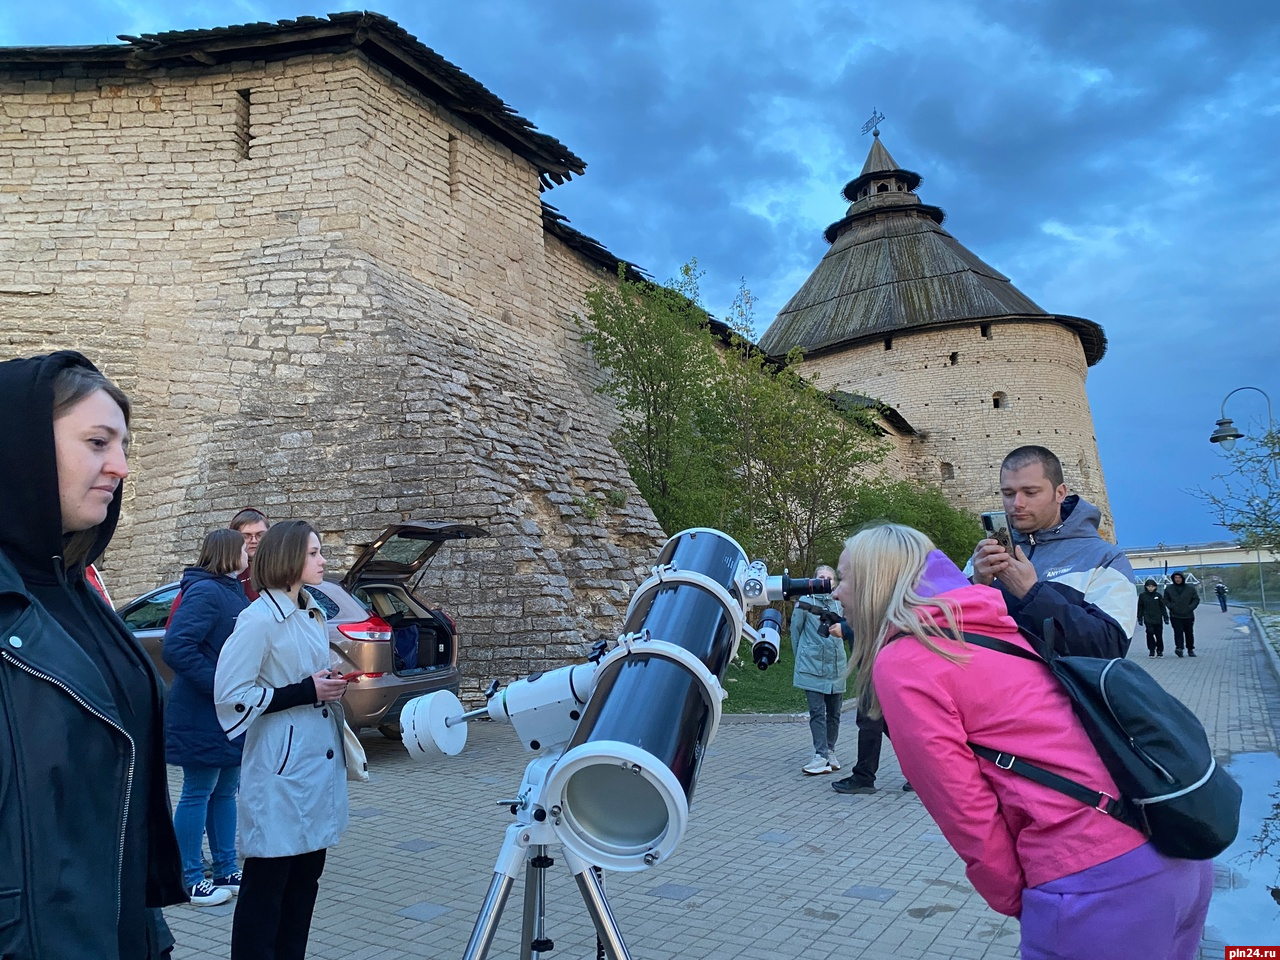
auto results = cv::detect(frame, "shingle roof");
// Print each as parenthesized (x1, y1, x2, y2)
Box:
(759, 138, 1107, 365)
(0, 12, 585, 188)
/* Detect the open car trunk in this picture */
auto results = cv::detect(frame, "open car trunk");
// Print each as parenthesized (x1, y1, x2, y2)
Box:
(354, 582, 455, 676)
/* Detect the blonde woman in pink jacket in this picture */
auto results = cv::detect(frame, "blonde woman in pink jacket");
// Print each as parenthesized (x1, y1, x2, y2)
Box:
(833, 524, 1211, 960)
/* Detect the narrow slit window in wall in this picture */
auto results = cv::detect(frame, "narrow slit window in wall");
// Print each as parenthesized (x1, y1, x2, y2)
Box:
(234, 89, 252, 160)
(940, 462, 955, 480)
(949, 352, 958, 365)
(980, 323, 992, 339)
(448, 134, 461, 200)
(884, 337, 893, 350)
(993, 391, 1008, 410)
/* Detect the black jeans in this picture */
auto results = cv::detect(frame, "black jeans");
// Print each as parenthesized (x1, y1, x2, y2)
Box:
(849, 703, 887, 784)
(1144, 622, 1164, 655)
(1171, 617, 1195, 652)
(231, 849, 327, 960)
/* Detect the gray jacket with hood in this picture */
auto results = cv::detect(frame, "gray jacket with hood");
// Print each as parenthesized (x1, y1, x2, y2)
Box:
(0, 351, 184, 960)
(989, 495, 1136, 659)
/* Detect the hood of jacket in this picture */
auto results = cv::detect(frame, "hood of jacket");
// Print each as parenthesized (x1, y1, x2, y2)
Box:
(0, 351, 122, 577)
(917, 582, 1020, 640)
(1011, 494, 1100, 547)
(179, 565, 240, 593)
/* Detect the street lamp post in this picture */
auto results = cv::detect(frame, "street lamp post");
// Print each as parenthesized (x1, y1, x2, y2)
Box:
(1209, 385, 1275, 454)
(1209, 386, 1278, 610)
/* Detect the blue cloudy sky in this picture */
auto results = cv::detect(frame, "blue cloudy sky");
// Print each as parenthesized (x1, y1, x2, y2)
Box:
(3, 0, 1276, 548)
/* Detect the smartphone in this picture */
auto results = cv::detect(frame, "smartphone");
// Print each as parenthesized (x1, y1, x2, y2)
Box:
(981, 511, 1013, 552)
(339, 670, 365, 682)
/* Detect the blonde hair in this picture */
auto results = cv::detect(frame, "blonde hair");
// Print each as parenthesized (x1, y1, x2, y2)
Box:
(842, 524, 967, 719)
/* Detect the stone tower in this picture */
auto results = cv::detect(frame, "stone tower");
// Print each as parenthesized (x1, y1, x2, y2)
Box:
(758, 134, 1115, 537)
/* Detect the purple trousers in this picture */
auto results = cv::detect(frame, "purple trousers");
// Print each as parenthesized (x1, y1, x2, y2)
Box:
(1020, 842, 1212, 960)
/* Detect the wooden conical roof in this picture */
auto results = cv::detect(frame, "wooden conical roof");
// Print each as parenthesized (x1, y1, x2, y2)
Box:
(759, 136, 1106, 364)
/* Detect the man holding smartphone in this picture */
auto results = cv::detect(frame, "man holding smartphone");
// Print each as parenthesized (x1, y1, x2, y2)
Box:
(969, 445, 1136, 659)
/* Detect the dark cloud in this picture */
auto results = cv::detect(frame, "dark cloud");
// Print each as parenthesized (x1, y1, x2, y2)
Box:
(2, 0, 1275, 545)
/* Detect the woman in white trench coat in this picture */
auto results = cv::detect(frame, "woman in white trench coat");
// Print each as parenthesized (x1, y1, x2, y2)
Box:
(215, 520, 350, 960)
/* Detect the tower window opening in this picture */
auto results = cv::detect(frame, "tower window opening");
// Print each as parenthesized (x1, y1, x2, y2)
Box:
(949, 352, 958, 365)
(940, 462, 955, 481)
(448, 134, 462, 200)
(884, 337, 893, 351)
(993, 391, 1009, 410)
(980, 323, 992, 338)
(877, 182, 890, 193)
(233, 88, 252, 160)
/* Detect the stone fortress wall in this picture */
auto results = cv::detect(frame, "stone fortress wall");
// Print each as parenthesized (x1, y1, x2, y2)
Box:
(0, 49, 665, 693)
(801, 319, 1113, 538)
(0, 22, 1121, 698)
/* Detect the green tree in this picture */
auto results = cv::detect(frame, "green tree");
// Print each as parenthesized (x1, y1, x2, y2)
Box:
(1196, 425, 1280, 551)
(836, 480, 984, 566)
(714, 333, 886, 572)
(576, 262, 726, 533)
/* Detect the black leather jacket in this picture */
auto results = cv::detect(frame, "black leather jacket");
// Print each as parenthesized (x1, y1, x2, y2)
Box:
(0, 551, 184, 959)
(0, 352, 183, 959)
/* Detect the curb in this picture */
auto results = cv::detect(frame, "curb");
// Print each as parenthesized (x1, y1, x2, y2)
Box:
(722, 696, 861, 725)
(1250, 607, 1280, 686)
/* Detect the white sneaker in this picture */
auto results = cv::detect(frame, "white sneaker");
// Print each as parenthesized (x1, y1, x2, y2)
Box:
(803, 753, 832, 775)
(187, 878, 233, 907)
(827, 749, 840, 771)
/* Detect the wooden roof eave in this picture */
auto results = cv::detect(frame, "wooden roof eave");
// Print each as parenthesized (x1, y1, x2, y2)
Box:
(2, 13, 586, 187)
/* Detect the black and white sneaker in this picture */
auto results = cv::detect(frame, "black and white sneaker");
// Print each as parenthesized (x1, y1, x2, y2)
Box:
(212, 870, 243, 896)
(188, 878, 232, 907)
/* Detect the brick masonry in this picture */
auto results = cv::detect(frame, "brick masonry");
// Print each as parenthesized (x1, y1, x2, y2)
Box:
(0, 51, 665, 694)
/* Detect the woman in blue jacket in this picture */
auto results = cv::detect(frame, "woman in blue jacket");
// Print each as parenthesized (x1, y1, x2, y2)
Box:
(163, 528, 251, 906)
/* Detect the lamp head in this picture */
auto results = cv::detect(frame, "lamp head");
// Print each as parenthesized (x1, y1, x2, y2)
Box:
(1210, 417, 1244, 451)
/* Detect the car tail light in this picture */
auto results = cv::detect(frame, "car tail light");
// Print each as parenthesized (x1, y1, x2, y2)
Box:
(337, 615, 393, 642)
(436, 609, 457, 633)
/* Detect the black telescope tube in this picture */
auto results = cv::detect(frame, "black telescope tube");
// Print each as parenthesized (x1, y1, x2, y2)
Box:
(564, 529, 744, 803)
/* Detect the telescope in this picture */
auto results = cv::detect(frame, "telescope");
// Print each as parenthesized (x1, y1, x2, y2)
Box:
(400, 528, 827, 960)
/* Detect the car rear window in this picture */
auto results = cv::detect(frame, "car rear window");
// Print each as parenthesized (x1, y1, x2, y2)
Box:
(303, 585, 341, 620)
(120, 587, 180, 631)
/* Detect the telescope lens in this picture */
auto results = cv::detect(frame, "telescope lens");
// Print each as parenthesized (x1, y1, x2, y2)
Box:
(564, 765, 668, 852)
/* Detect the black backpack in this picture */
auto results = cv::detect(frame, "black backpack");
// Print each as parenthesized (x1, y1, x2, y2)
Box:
(963, 622, 1241, 861)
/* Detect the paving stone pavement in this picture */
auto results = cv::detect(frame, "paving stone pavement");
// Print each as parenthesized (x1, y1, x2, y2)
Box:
(164, 603, 1280, 959)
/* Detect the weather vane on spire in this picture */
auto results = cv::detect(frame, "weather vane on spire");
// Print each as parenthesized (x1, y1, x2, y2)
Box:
(861, 109, 886, 138)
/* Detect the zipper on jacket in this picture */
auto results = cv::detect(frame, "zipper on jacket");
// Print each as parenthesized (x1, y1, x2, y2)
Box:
(0, 648, 136, 924)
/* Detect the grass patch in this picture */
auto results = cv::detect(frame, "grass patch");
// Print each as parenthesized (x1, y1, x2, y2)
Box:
(722, 633, 813, 714)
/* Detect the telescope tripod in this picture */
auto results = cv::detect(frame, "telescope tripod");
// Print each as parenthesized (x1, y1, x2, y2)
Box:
(461, 758, 633, 960)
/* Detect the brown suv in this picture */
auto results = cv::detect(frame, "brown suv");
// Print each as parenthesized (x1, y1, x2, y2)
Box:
(117, 521, 487, 736)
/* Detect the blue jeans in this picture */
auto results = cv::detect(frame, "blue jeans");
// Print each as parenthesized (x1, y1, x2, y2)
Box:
(174, 764, 241, 888)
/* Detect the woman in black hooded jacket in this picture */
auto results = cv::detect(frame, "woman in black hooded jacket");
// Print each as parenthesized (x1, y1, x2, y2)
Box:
(0, 351, 185, 959)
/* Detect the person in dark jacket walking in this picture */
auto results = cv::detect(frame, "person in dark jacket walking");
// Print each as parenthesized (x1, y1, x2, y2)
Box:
(1216, 582, 1229, 612)
(164, 528, 252, 906)
(1164, 572, 1200, 657)
(1136, 579, 1169, 658)
(0, 351, 185, 960)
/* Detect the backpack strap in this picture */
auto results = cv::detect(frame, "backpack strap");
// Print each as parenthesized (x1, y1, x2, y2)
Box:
(968, 743, 1129, 821)
(961, 632, 1044, 663)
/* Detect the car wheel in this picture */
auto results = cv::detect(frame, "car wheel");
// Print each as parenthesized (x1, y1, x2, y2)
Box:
(378, 722, 402, 740)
